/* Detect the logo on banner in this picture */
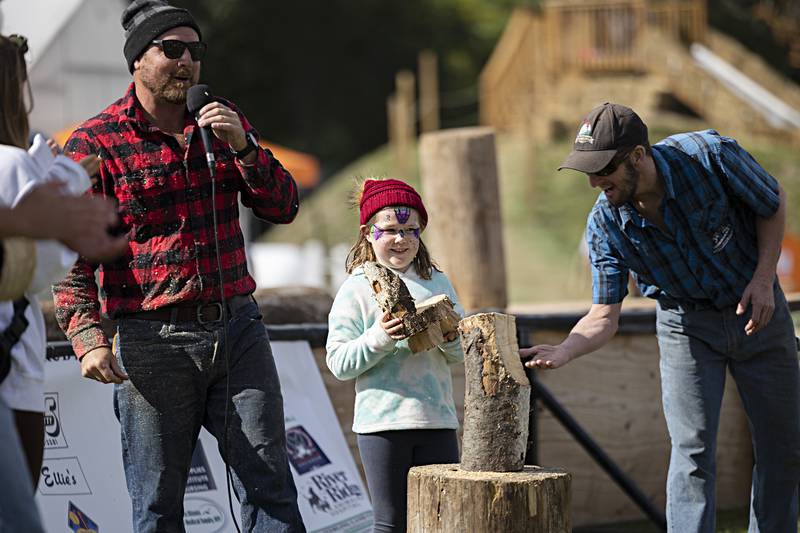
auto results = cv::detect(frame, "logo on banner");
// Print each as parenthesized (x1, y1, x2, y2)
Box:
(40, 457, 91, 495)
(44, 393, 68, 449)
(285, 425, 330, 475)
(68, 501, 98, 533)
(183, 497, 226, 532)
(302, 470, 364, 516)
(186, 440, 217, 493)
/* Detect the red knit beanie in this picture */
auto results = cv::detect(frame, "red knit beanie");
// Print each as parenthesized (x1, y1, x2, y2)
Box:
(359, 179, 428, 226)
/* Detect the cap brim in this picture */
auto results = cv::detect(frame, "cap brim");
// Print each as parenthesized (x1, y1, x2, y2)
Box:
(557, 149, 617, 173)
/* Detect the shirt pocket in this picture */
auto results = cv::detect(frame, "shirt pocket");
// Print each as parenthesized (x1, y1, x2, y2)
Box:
(689, 202, 733, 254)
(116, 171, 169, 223)
(116, 170, 171, 243)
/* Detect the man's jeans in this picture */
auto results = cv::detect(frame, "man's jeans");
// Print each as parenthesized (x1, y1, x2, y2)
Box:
(113, 300, 305, 533)
(656, 286, 800, 533)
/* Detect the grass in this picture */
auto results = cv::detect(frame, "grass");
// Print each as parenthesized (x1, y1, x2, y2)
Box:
(263, 117, 800, 305)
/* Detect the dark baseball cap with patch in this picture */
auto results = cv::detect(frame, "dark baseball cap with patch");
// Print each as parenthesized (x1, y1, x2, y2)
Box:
(558, 103, 649, 174)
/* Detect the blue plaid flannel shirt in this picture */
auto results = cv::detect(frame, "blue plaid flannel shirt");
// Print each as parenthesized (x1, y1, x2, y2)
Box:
(586, 129, 781, 309)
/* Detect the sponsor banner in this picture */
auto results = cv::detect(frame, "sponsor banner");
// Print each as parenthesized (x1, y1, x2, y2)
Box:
(273, 342, 373, 532)
(37, 341, 372, 533)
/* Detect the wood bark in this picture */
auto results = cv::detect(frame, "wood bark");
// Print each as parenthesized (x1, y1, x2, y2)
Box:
(419, 127, 507, 311)
(363, 262, 460, 353)
(459, 312, 531, 471)
(407, 464, 571, 533)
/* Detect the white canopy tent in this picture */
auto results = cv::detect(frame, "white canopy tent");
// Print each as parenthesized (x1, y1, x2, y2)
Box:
(0, 0, 130, 137)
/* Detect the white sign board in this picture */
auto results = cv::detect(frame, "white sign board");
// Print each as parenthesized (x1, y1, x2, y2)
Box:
(37, 341, 372, 533)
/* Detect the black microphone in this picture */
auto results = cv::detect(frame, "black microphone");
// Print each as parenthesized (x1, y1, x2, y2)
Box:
(187, 84, 216, 174)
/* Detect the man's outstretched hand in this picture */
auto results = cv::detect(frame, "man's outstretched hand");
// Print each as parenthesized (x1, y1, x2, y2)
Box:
(520, 344, 574, 370)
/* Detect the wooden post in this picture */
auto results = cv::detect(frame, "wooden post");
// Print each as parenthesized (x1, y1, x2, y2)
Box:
(459, 312, 530, 471)
(418, 50, 439, 133)
(386, 92, 397, 162)
(419, 127, 507, 311)
(407, 465, 571, 532)
(392, 70, 416, 177)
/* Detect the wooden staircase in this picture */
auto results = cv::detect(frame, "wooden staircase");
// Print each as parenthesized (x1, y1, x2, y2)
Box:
(480, 0, 800, 145)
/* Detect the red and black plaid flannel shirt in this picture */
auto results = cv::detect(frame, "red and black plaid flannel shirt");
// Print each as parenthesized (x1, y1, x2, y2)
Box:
(53, 83, 298, 358)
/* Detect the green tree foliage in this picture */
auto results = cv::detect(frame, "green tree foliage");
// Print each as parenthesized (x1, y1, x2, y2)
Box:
(708, 0, 800, 84)
(172, 0, 532, 173)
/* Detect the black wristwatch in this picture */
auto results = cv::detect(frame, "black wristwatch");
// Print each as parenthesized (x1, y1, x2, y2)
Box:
(233, 132, 258, 160)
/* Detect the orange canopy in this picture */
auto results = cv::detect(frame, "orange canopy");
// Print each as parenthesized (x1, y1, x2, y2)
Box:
(52, 126, 320, 188)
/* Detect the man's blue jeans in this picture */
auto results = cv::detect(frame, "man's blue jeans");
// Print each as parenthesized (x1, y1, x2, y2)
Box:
(113, 300, 305, 533)
(656, 286, 800, 533)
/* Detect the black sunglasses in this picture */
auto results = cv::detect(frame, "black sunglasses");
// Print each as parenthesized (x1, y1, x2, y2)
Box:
(595, 149, 633, 177)
(151, 39, 207, 61)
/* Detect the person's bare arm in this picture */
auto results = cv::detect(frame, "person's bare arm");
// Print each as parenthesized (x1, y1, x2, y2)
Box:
(520, 302, 622, 369)
(736, 185, 785, 335)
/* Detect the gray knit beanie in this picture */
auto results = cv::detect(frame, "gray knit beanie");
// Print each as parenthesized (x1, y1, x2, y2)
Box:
(121, 0, 202, 73)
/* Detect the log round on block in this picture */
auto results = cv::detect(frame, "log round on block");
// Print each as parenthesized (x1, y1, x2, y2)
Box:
(459, 312, 531, 471)
(407, 464, 571, 533)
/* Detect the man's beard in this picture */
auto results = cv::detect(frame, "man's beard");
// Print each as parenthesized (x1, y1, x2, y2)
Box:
(140, 67, 195, 105)
(608, 160, 639, 208)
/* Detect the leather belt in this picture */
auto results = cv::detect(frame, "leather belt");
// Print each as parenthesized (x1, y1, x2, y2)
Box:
(123, 294, 254, 324)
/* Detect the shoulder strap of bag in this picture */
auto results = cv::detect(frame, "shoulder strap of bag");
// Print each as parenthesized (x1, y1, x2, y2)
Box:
(0, 297, 30, 383)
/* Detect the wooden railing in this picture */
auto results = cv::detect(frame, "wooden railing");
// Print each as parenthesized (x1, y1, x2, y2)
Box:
(648, 0, 706, 46)
(548, 1, 647, 72)
(546, 0, 705, 72)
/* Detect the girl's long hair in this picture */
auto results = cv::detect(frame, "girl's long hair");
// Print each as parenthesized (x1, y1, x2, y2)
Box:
(0, 34, 30, 149)
(345, 177, 440, 280)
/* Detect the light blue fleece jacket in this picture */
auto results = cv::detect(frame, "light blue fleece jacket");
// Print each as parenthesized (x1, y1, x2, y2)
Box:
(326, 265, 464, 434)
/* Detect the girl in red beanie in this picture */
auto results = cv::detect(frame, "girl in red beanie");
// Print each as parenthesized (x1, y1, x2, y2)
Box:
(326, 178, 464, 532)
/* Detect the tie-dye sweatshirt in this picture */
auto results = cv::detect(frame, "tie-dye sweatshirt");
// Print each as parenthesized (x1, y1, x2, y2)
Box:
(326, 264, 464, 434)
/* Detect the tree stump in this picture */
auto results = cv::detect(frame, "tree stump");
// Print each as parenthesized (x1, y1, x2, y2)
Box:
(363, 261, 461, 353)
(407, 464, 571, 533)
(459, 312, 530, 471)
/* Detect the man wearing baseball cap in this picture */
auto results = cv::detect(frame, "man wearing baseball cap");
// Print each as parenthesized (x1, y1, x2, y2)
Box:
(522, 103, 799, 532)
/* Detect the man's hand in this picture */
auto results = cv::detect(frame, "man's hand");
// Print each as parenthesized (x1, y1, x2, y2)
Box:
(13, 182, 128, 262)
(520, 344, 574, 370)
(736, 275, 775, 336)
(80, 347, 128, 384)
(196, 101, 247, 153)
(380, 311, 407, 341)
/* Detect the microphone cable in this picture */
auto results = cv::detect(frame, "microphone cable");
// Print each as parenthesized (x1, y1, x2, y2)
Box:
(187, 84, 242, 533)
(209, 158, 242, 533)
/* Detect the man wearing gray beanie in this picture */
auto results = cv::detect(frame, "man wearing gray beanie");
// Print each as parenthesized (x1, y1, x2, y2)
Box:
(52, 1, 306, 532)
(121, 0, 202, 74)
